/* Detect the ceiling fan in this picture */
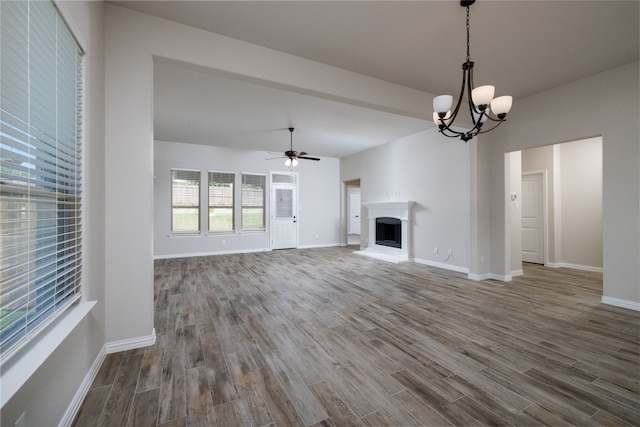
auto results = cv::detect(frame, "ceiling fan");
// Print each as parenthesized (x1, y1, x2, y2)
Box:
(268, 127, 320, 167)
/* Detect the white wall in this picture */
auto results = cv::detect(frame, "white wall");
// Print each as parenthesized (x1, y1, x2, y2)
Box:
(154, 141, 341, 258)
(468, 137, 492, 279)
(559, 137, 603, 269)
(104, 4, 431, 344)
(1, 1, 106, 425)
(341, 128, 470, 271)
(487, 61, 639, 307)
(507, 151, 522, 276)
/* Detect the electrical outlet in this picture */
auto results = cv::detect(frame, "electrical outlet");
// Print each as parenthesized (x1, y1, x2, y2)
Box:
(434, 247, 438, 254)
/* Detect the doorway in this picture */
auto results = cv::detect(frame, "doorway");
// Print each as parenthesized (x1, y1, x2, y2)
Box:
(345, 179, 361, 247)
(271, 172, 298, 250)
(511, 136, 603, 274)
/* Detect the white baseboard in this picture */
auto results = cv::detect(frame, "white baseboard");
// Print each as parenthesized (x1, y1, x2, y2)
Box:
(467, 272, 513, 282)
(546, 262, 603, 273)
(511, 269, 524, 277)
(468, 273, 491, 281)
(58, 345, 107, 427)
(297, 243, 342, 249)
(154, 248, 271, 260)
(105, 328, 156, 354)
(414, 258, 469, 274)
(601, 296, 640, 311)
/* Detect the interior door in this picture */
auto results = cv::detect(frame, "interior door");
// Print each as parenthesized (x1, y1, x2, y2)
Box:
(349, 189, 361, 235)
(271, 183, 297, 249)
(522, 173, 544, 264)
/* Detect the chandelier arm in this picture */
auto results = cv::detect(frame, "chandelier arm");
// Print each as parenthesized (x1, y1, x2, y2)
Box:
(475, 119, 505, 136)
(437, 117, 464, 137)
(467, 61, 485, 116)
(481, 113, 504, 123)
(437, 126, 465, 138)
(467, 65, 479, 126)
(447, 63, 469, 126)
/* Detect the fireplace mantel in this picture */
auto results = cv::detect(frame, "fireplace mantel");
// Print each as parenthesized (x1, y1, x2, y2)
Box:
(356, 201, 415, 263)
(363, 201, 415, 220)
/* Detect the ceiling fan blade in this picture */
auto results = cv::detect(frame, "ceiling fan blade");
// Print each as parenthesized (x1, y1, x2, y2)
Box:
(266, 156, 286, 160)
(298, 151, 308, 157)
(298, 156, 320, 161)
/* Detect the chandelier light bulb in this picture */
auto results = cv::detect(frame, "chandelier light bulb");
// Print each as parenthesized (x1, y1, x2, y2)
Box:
(471, 85, 495, 109)
(285, 158, 292, 167)
(292, 158, 299, 167)
(490, 96, 513, 118)
(433, 95, 453, 115)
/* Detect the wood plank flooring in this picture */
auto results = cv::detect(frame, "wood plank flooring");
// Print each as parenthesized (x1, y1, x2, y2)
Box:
(73, 247, 640, 426)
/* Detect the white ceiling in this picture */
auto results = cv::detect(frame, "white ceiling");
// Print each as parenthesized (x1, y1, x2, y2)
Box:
(112, 0, 639, 158)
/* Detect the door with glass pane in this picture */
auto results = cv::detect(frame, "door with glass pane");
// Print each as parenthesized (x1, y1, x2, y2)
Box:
(271, 181, 297, 249)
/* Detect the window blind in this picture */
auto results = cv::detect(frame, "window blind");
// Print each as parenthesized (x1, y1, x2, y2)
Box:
(0, 0, 84, 358)
(208, 171, 234, 232)
(171, 169, 200, 232)
(241, 173, 265, 230)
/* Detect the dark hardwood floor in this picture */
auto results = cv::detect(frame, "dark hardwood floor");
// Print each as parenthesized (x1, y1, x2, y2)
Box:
(73, 246, 640, 426)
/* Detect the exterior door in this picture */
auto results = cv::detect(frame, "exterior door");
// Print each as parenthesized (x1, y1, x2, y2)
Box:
(522, 173, 545, 264)
(271, 183, 297, 249)
(348, 189, 361, 235)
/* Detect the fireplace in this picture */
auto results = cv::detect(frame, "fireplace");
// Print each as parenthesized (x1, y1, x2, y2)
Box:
(376, 217, 401, 248)
(355, 201, 414, 263)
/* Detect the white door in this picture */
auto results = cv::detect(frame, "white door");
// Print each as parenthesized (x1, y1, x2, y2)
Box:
(348, 189, 361, 235)
(271, 183, 297, 249)
(522, 173, 544, 264)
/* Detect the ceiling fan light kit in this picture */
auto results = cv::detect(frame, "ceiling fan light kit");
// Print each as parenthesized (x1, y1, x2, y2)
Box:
(276, 127, 320, 168)
(433, 0, 513, 142)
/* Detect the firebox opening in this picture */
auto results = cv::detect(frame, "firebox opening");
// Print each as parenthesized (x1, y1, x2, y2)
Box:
(375, 217, 401, 249)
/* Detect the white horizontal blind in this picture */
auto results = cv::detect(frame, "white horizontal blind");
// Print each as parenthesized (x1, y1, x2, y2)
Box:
(208, 171, 234, 232)
(0, 0, 84, 357)
(171, 169, 200, 232)
(241, 173, 265, 230)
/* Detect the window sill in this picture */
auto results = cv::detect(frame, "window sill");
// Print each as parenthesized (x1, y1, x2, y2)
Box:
(206, 231, 235, 236)
(0, 300, 96, 408)
(240, 229, 267, 234)
(168, 232, 201, 238)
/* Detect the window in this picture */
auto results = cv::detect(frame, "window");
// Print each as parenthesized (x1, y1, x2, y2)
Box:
(1, 0, 84, 357)
(241, 174, 266, 230)
(171, 170, 200, 232)
(208, 171, 234, 232)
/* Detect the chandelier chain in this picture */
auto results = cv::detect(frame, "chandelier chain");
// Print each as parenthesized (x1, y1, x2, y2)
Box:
(466, 5, 471, 62)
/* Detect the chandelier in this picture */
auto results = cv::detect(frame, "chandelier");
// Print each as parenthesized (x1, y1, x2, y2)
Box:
(433, 0, 513, 142)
